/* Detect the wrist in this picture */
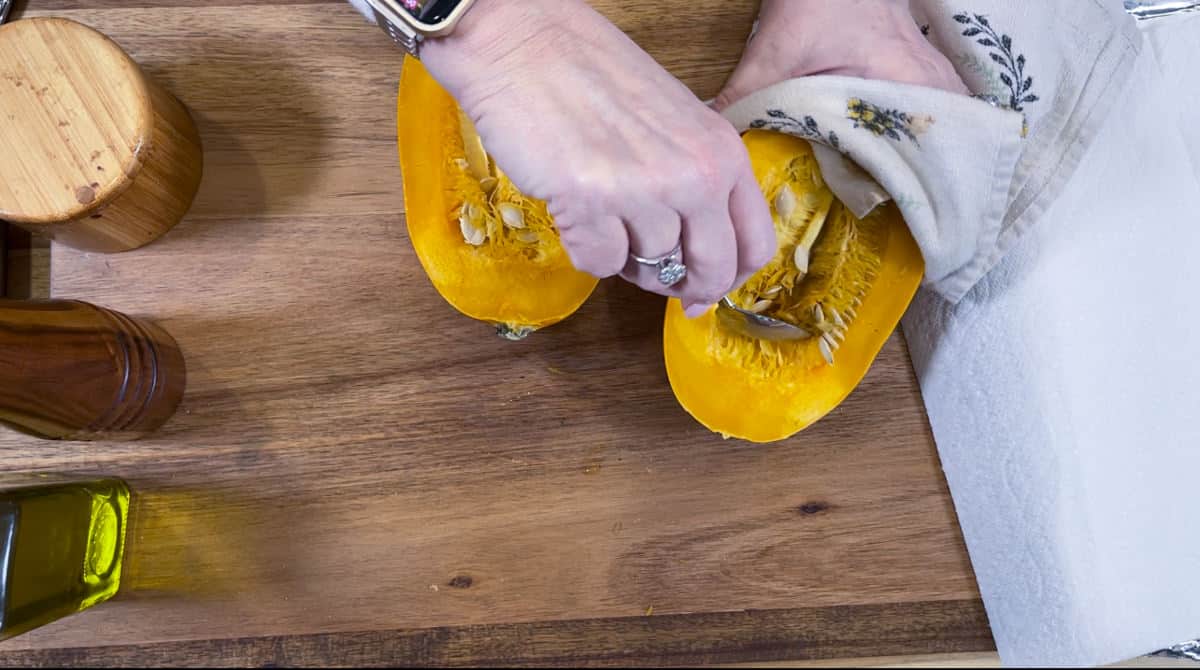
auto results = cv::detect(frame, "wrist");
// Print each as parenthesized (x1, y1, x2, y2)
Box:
(421, 0, 575, 103)
(755, 0, 918, 70)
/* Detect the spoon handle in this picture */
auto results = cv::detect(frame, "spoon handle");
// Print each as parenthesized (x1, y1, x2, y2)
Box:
(1124, 0, 1200, 20)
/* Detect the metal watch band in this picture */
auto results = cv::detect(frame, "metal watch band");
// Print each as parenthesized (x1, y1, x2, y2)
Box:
(371, 7, 422, 56)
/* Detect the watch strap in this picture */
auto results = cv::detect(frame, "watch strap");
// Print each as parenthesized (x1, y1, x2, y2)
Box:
(372, 7, 423, 56)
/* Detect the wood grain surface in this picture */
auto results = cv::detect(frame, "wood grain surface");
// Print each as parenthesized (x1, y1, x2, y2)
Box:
(0, 17, 203, 252)
(1, 230, 49, 300)
(0, 0, 990, 665)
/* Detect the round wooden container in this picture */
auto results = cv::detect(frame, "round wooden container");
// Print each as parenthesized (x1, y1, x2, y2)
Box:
(0, 17, 203, 252)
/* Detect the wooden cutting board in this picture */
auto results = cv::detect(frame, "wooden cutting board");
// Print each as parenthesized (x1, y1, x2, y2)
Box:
(0, 1, 990, 665)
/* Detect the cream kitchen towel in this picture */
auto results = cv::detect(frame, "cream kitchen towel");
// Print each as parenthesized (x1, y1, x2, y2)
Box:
(722, 78, 1024, 300)
(722, 0, 1142, 302)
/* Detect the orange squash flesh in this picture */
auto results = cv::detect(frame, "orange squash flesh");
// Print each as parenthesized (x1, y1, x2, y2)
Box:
(399, 58, 922, 439)
(396, 57, 597, 337)
(663, 131, 925, 443)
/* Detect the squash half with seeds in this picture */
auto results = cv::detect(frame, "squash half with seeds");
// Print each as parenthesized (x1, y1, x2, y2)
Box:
(398, 58, 922, 439)
(397, 57, 598, 339)
(663, 131, 925, 443)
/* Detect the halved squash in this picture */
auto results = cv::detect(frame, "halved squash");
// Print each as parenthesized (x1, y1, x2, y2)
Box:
(664, 130, 925, 443)
(397, 57, 598, 339)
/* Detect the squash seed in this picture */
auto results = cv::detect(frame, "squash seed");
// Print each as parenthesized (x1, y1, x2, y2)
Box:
(775, 187, 797, 219)
(793, 244, 810, 274)
(829, 306, 846, 328)
(498, 203, 525, 229)
(517, 230, 539, 244)
(457, 109, 492, 182)
(794, 196, 833, 265)
(812, 303, 825, 324)
(748, 300, 773, 314)
(790, 325, 814, 338)
(821, 331, 838, 351)
(818, 336, 835, 366)
(460, 213, 485, 246)
(764, 285, 784, 296)
(480, 177, 499, 193)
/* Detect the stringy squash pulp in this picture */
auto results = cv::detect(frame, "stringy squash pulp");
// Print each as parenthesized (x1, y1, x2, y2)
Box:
(398, 57, 924, 440)
(397, 57, 597, 339)
(663, 131, 925, 443)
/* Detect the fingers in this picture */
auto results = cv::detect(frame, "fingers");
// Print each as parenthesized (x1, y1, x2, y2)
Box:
(676, 208, 739, 317)
(624, 203, 683, 261)
(712, 40, 783, 112)
(866, 41, 972, 94)
(556, 214, 629, 278)
(620, 205, 684, 294)
(712, 3, 803, 113)
(728, 171, 777, 290)
(670, 171, 775, 317)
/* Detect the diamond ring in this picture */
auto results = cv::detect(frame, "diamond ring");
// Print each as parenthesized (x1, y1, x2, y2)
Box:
(630, 243, 687, 287)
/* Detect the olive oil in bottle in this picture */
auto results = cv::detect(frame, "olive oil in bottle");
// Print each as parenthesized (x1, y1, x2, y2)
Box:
(0, 476, 130, 641)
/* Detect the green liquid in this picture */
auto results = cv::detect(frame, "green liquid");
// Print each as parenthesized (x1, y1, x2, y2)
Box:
(0, 478, 129, 641)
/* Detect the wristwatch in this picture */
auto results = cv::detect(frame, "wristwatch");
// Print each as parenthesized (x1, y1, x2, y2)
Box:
(361, 0, 480, 57)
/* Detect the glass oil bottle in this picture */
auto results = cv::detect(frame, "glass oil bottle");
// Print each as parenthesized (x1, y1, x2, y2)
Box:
(0, 476, 129, 640)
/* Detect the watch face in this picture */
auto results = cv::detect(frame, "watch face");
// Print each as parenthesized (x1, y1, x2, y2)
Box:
(399, 0, 462, 23)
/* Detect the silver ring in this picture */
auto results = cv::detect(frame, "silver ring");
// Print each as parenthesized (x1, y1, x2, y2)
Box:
(631, 243, 687, 287)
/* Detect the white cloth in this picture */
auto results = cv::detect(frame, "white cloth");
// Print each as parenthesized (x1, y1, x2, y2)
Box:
(722, 0, 1142, 302)
(902, 11, 1200, 667)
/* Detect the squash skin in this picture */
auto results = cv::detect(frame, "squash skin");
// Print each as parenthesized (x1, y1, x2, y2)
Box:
(663, 131, 925, 443)
(397, 57, 597, 333)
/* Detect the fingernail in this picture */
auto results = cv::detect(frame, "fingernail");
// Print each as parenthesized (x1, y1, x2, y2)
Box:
(684, 303, 712, 319)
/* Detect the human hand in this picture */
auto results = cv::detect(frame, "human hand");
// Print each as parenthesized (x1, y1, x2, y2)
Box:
(713, 0, 970, 112)
(421, 0, 776, 316)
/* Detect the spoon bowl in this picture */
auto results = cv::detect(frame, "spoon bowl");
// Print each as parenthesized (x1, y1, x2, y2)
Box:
(715, 297, 813, 342)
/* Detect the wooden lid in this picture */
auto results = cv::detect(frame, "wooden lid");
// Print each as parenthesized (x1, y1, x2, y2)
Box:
(0, 17, 153, 224)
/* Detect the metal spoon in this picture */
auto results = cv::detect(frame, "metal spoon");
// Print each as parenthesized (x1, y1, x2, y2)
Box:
(0, 0, 12, 25)
(716, 297, 813, 342)
(1124, 0, 1200, 20)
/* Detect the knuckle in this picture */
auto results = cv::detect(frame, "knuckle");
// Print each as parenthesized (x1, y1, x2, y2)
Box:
(750, 239, 777, 270)
(599, 256, 628, 278)
(562, 245, 590, 274)
(572, 246, 625, 278)
(686, 149, 727, 194)
(712, 124, 749, 159)
(576, 259, 612, 278)
(750, 230, 779, 269)
(575, 253, 620, 278)
(696, 271, 736, 305)
(564, 166, 619, 204)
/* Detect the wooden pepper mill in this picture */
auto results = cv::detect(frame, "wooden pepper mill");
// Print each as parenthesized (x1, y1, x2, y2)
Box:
(0, 17, 203, 252)
(0, 299, 186, 440)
